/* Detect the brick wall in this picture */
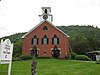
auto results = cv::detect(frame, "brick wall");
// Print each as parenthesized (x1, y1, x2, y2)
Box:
(22, 21, 70, 58)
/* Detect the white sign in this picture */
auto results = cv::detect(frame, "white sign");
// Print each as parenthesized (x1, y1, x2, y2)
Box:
(0, 39, 13, 62)
(0, 39, 13, 75)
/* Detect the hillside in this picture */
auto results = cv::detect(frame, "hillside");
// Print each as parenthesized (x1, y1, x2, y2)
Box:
(57, 25, 100, 54)
(0, 25, 100, 56)
(0, 32, 26, 56)
(0, 32, 26, 43)
(57, 25, 100, 40)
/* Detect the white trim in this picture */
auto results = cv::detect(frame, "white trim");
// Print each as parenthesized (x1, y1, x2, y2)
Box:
(22, 20, 69, 38)
(47, 21, 69, 37)
(22, 21, 45, 38)
(51, 48, 61, 50)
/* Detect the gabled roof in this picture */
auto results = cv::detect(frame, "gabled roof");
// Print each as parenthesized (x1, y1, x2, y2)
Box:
(22, 20, 69, 38)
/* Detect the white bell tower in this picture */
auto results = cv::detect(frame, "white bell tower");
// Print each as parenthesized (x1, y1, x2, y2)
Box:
(39, 7, 53, 22)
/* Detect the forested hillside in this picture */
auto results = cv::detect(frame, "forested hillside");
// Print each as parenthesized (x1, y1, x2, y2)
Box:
(0, 32, 26, 56)
(57, 25, 100, 54)
(0, 25, 100, 56)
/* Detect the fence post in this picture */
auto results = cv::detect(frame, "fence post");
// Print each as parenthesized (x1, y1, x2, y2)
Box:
(31, 46, 37, 75)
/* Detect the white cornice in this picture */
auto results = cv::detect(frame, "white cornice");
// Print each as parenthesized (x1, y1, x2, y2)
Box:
(22, 20, 69, 38)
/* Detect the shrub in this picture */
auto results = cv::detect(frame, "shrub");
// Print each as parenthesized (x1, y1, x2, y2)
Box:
(19, 55, 32, 60)
(69, 52, 77, 59)
(14, 53, 21, 57)
(12, 57, 22, 61)
(75, 55, 92, 61)
(37, 57, 51, 59)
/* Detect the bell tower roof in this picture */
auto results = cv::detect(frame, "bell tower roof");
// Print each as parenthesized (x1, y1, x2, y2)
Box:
(39, 7, 53, 22)
(41, 7, 51, 14)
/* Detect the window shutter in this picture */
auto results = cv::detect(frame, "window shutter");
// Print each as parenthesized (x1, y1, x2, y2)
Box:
(31, 38, 33, 45)
(57, 38, 59, 44)
(42, 38, 43, 44)
(52, 38, 54, 44)
(47, 38, 49, 44)
(37, 38, 38, 45)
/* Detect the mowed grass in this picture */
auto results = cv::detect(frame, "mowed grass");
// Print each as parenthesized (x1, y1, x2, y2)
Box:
(0, 59, 100, 75)
(0, 60, 31, 75)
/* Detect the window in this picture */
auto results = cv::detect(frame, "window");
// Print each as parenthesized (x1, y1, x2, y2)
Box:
(54, 38, 57, 45)
(52, 35, 59, 45)
(43, 26, 48, 30)
(44, 9, 47, 14)
(32, 35, 38, 45)
(42, 35, 49, 45)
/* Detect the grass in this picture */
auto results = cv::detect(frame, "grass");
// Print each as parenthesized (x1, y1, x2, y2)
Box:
(0, 59, 100, 75)
(0, 60, 31, 75)
(37, 59, 100, 75)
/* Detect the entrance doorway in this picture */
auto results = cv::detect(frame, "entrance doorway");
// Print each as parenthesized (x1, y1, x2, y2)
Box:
(31, 46, 38, 57)
(52, 46, 60, 58)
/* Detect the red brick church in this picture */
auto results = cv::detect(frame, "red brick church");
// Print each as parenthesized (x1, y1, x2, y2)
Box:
(22, 7, 70, 58)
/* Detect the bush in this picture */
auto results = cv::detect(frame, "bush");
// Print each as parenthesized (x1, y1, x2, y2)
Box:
(14, 53, 21, 57)
(12, 57, 22, 61)
(75, 55, 92, 61)
(37, 57, 51, 59)
(69, 52, 77, 59)
(19, 55, 32, 60)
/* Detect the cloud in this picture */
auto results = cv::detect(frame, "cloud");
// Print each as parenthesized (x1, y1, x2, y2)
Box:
(0, 26, 8, 31)
(76, 0, 93, 10)
(0, 5, 6, 18)
(0, 13, 4, 18)
(0, 0, 100, 37)
(91, 0, 100, 6)
(0, 27, 9, 38)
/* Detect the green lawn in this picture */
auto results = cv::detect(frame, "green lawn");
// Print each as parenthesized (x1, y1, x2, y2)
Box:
(0, 59, 100, 75)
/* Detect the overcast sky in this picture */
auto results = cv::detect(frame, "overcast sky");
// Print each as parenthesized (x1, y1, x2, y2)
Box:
(0, 0, 100, 38)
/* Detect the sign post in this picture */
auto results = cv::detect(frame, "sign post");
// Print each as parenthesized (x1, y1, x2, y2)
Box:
(0, 39, 13, 75)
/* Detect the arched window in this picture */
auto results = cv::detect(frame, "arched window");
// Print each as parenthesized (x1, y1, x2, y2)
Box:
(52, 34, 59, 45)
(44, 9, 47, 14)
(32, 35, 38, 45)
(43, 26, 48, 30)
(42, 35, 49, 45)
